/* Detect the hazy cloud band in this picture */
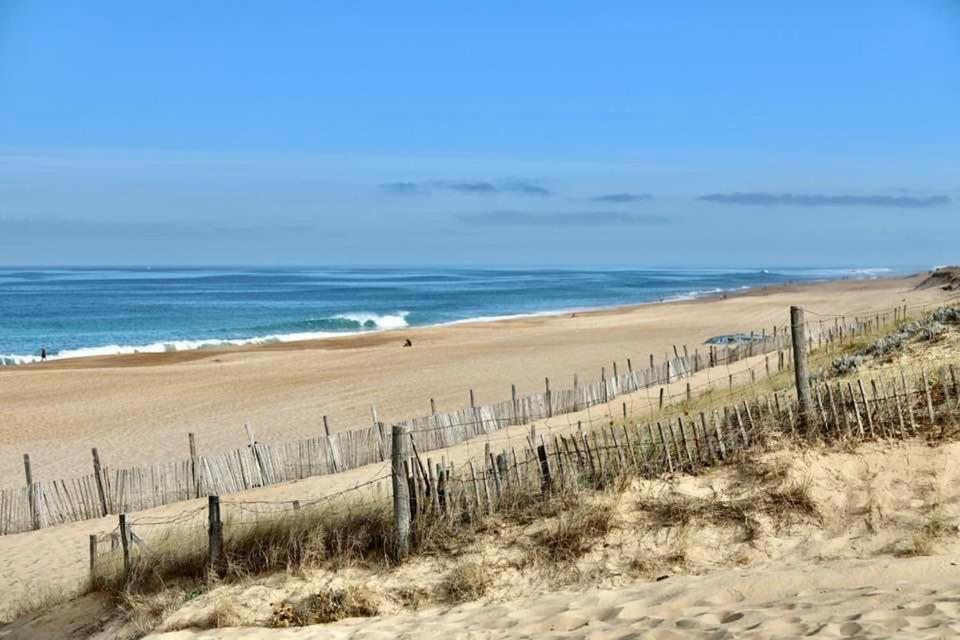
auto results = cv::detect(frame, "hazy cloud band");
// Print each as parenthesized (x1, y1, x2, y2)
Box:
(589, 193, 653, 203)
(457, 211, 670, 226)
(698, 192, 952, 208)
(381, 179, 550, 196)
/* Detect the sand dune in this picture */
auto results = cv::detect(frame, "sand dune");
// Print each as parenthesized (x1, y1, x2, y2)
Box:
(148, 556, 960, 639)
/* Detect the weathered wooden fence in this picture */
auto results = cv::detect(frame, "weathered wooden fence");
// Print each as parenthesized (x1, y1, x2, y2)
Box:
(1, 305, 918, 536)
(90, 351, 960, 582)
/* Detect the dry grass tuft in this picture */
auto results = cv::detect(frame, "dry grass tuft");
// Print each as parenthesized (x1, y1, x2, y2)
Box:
(892, 512, 955, 558)
(628, 548, 688, 578)
(270, 585, 378, 627)
(437, 562, 492, 603)
(92, 501, 397, 598)
(530, 500, 617, 564)
(732, 454, 791, 487)
(636, 492, 762, 541)
(392, 585, 431, 610)
(636, 481, 819, 542)
(1, 585, 75, 625)
(226, 502, 395, 577)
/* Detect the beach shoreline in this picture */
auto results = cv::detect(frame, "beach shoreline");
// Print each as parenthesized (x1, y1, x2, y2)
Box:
(6, 268, 924, 371)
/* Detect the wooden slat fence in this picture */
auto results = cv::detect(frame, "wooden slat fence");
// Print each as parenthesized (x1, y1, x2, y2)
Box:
(1, 313, 907, 536)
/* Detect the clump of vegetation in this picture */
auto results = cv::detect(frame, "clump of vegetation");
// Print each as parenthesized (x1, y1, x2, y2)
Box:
(830, 309, 959, 375)
(931, 307, 960, 324)
(437, 562, 492, 603)
(530, 500, 617, 564)
(891, 511, 955, 558)
(270, 586, 378, 627)
(636, 481, 819, 542)
(628, 548, 688, 578)
(92, 501, 398, 598)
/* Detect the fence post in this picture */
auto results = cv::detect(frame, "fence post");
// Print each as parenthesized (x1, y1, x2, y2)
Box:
(511, 384, 519, 424)
(391, 424, 411, 560)
(323, 416, 340, 473)
(188, 433, 199, 498)
(23, 453, 39, 530)
(573, 374, 579, 411)
(790, 306, 814, 434)
(92, 448, 109, 516)
(119, 513, 131, 582)
(545, 377, 552, 418)
(245, 422, 266, 487)
(537, 443, 552, 493)
(89, 534, 98, 582)
(373, 406, 386, 461)
(207, 495, 224, 578)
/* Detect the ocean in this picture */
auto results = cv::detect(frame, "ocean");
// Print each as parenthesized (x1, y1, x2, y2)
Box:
(0, 266, 904, 365)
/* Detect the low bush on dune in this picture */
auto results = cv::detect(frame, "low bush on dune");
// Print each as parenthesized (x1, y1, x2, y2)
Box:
(270, 585, 379, 626)
(438, 562, 492, 603)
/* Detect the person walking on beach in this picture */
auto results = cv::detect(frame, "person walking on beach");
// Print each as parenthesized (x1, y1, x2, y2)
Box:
(40, 346, 47, 362)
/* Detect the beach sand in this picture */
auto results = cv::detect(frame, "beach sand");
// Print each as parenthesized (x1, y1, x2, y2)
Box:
(0, 274, 949, 488)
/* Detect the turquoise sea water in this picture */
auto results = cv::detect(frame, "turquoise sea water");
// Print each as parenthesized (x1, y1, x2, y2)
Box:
(0, 266, 907, 364)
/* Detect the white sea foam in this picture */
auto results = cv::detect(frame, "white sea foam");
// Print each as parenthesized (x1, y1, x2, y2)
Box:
(334, 312, 410, 329)
(0, 312, 411, 365)
(0, 267, 903, 366)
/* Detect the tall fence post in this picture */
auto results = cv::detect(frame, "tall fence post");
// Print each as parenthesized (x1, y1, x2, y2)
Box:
(207, 495, 224, 578)
(188, 433, 199, 498)
(89, 534, 98, 582)
(92, 448, 108, 516)
(245, 422, 266, 487)
(790, 306, 814, 434)
(323, 416, 340, 473)
(119, 513, 131, 582)
(391, 424, 411, 560)
(23, 453, 39, 530)
(545, 377, 552, 418)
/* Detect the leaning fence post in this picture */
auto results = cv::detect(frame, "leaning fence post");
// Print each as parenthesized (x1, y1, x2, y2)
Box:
(207, 495, 224, 578)
(790, 306, 814, 434)
(391, 425, 411, 560)
(92, 448, 109, 516)
(323, 416, 340, 473)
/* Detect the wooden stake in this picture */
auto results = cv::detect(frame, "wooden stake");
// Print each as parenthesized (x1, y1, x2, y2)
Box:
(922, 369, 936, 426)
(188, 433, 199, 498)
(391, 425, 411, 559)
(120, 513, 131, 582)
(92, 448, 108, 517)
(790, 306, 814, 433)
(858, 379, 875, 437)
(207, 496, 223, 578)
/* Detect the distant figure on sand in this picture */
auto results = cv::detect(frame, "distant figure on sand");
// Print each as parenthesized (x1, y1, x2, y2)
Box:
(40, 347, 47, 362)
(403, 339, 413, 347)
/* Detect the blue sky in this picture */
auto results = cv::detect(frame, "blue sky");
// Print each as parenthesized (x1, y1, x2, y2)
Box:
(0, 1, 958, 266)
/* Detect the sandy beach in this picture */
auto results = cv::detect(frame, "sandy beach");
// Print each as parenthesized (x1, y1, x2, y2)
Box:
(0, 271, 957, 637)
(0, 274, 949, 488)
